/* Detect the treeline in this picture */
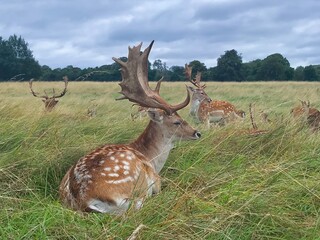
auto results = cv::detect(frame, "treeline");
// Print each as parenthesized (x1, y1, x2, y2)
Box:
(1, 35, 320, 82)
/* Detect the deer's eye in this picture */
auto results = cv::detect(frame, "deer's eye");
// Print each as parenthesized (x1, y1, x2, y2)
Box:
(173, 121, 182, 125)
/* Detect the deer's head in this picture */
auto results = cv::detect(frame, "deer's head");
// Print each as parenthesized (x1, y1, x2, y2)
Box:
(29, 76, 68, 111)
(185, 64, 212, 103)
(147, 108, 201, 140)
(112, 41, 201, 141)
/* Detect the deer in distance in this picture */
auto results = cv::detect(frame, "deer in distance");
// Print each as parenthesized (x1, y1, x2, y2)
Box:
(291, 100, 320, 132)
(130, 104, 148, 121)
(185, 64, 245, 127)
(29, 76, 68, 111)
(290, 100, 318, 118)
(59, 41, 201, 215)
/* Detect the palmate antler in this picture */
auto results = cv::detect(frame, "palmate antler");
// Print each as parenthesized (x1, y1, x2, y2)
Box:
(112, 41, 190, 115)
(185, 64, 206, 89)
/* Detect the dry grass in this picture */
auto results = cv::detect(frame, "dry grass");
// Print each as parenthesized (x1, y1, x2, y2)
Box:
(1, 81, 320, 239)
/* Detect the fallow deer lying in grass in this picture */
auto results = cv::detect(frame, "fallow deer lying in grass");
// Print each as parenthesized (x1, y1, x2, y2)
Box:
(185, 65, 245, 127)
(29, 76, 68, 111)
(59, 41, 201, 215)
(291, 100, 320, 132)
(291, 100, 318, 118)
(298, 100, 320, 132)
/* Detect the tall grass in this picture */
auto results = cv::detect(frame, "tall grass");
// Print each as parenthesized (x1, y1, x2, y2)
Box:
(0, 81, 320, 239)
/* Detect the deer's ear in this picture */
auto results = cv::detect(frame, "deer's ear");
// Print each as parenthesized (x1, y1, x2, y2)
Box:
(147, 109, 164, 123)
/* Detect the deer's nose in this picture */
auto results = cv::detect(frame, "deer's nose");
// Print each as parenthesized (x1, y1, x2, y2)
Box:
(194, 131, 201, 139)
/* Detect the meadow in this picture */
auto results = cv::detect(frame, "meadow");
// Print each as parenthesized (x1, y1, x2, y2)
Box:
(0, 81, 320, 239)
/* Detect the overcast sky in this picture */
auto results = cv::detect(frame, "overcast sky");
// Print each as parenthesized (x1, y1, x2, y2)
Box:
(1, 0, 319, 69)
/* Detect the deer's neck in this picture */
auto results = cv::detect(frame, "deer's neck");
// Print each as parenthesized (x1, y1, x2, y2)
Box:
(130, 121, 174, 173)
(190, 98, 202, 117)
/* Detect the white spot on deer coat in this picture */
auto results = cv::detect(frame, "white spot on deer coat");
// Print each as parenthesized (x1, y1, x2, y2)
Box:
(106, 176, 134, 184)
(123, 165, 130, 170)
(122, 161, 129, 166)
(108, 173, 119, 177)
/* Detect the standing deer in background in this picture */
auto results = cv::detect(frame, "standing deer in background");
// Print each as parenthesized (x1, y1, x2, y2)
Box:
(59, 41, 201, 215)
(29, 76, 68, 111)
(186, 64, 245, 127)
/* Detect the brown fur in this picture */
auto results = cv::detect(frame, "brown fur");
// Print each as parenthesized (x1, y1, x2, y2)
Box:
(59, 42, 200, 214)
(59, 110, 200, 214)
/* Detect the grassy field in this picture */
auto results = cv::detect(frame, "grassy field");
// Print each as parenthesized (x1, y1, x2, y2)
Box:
(1, 81, 320, 239)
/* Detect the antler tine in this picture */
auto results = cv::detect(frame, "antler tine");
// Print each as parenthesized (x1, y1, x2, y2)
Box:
(185, 64, 196, 87)
(112, 41, 190, 115)
(154, 76, 164, 94)
(195, 72, 201, 85)
(185, 64, 205, 89)
(249, 103, 258, 130)
(29, 78, 48, 99)
(53, 76, 69, 98)
(194, 71, 206, 89)
(170, 86, 191, 113)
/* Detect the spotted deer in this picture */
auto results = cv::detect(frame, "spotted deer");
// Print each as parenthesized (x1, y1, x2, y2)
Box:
(29, 76, 68, 111)
(291, 100, 318, 118)
(59, 41, 201, 215)
(185, 65, 245, 127)
(298, 100, 320, 132)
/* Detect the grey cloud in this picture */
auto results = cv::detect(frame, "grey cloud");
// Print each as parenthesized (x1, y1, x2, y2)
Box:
(1, 0, 319, 68)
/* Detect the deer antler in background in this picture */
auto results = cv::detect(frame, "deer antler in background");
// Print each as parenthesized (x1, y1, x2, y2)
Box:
(185, 64, 206, 89)
(29, 76, 69, 111)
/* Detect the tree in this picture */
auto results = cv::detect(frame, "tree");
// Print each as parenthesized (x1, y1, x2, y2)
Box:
(204, 67, 218, 81)
(257, 53, 293, 80)
(216, 49, 243, 81)
(304, 65, 318, 81)
(242, 59, 262, 81)
(188, 60, 207, 75)
(293, 66, 304, 81)
(0, 37, 15, 80)
(169, 66, 185, 81)
(152, 59, 168, 81)
(0, 35, 41, 80)
(60, 65, 82, 80)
